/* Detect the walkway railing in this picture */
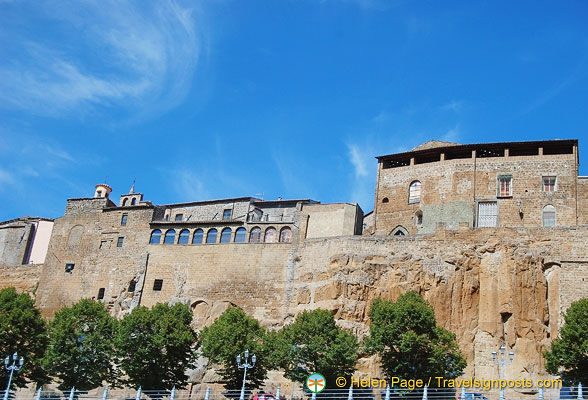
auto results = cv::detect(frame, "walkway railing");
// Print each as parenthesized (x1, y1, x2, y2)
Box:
(4, 384, 586, 400)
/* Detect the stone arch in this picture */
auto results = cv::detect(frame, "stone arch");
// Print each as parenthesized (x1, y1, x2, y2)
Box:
(390, 225, 408, 236)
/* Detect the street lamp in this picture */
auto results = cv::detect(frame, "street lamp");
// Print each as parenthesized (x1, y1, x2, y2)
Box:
(492, 345, 514, 400)
(3, 352, 24, 400)
(236, 349, 256, 400)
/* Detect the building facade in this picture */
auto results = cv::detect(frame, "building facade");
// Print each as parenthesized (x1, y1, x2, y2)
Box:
(372, 139, 586, 235)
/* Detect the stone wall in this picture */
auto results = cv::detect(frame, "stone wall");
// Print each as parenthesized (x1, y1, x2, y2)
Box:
(375, 152, 580, 235)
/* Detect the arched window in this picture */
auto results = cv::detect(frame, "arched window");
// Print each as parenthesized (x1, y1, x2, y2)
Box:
(131, 198, 137, 205)
(178, 229, 190, 244)
(249, 227, 262, 243)
(279, 227, 292, 243)
(235, 227, 247, 243)
(192, 229, 203, 244)
(543, 205, 556, 227)
(220, 228, 232, 243)
(408, 181, 421, 204)
(391, 226, 408, 236)
(382, 197, 389, 203)
(122, 198, 128, 206)
(206, 228, 218, 244)
(264, 227, 277, 243)
(164, 229, 176, 244)
(150, 229, 162, 244)
(415, 210, 423, 226)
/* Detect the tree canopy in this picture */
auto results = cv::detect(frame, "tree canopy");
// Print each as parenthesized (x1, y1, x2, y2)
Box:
(365, 291, 465, 382)
(268, 309, 358, 388)
(200, 306, 268, 390)
(0, 287, 49, 388)
(115, 303, 198, 390)
(545, 298, 588, 385)
(43, 299, 117, 390)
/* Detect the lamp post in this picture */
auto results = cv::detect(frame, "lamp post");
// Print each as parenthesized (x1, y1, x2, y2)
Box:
(236, 349, 256, 400)
(3, 352, 24, 400)
(492, 345, 514, 400)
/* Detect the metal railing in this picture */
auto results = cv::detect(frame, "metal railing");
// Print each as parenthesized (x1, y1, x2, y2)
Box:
(4, 385, 586, 400)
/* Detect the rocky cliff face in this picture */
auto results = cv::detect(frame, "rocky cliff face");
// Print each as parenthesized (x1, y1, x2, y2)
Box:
(288, 228, 587, 381)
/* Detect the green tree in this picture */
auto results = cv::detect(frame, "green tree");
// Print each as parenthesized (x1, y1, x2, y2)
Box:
(268, 309, 358, 388)
(365, 292, 466, 383)
(43, 299, 117, 390)
(545, 298, 588, 385)
(0, 287, 49, 388)
(115, 303, 198, 390)
(200, 307, 268, 390)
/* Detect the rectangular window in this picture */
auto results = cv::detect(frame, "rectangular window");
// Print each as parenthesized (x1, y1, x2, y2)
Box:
(65, 263, 75, 273)
(153, 279, 163, 291)
(128, 280, 136, 293)
(543, 176, 557, 192)
(223, 209, 232, 220)
(121, 213, 128, 226)
(117, 237, 124, 247)
(175, 214, 183, 221)
(497, 175, 513, 197)
(477, 201, 498, 227)
(97, 288, 105, 300)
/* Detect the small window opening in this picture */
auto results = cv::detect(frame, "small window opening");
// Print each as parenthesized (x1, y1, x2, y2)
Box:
(543, 176, 556, 192)
(497, 175, 513, 197)
(121, 213, 128, 226)
(175, 214, 183, 222)
(128, 280, 136, 293)
(97, 288, 105, 300)
(117, 237, 124, 247)
(153, 279, 163, 291)
(223, 209, 232, 220)
(65, 263, 75, 273)
(131, 198, 136, 205)
(382, 197, 389, 203)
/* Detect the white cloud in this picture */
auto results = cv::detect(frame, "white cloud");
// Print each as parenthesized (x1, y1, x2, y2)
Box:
(441, 124, 460, 143)
(172, 169, 210, 202)
(348, 144, 370, 178)
(0, 0, 201, 119)
(0, 168, 15, 185)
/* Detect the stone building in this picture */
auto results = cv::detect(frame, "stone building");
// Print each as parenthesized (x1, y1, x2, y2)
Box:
(1, 138, 588, 385)
(32, 187, 363, 320)
(372, 139, 584, 235)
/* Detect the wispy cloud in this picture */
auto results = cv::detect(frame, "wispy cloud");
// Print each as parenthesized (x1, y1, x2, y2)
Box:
(0, 168, 15, 185)
(345, 142, 377, 211)
(0, 0, 201, 120)
(348, 144, 370, 178)
(172, 169, 210, 202)
(441, 124, 460, 143)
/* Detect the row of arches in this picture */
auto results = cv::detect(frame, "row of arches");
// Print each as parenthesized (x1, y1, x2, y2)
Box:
(149, 226, 293, 245)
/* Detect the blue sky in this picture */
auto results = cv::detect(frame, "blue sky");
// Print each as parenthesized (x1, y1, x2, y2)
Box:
(1, 0, 587, 221)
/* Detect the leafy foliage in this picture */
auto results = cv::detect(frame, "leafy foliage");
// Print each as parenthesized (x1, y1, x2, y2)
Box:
(365, 292, 466, 382)
(269, 309, 358, 388)
(200, 307, 268, 390)
(43, 299, 117, 390)
(0, 287, 49, 388)
(115, 303, 198, 390)
(544, 298, 588, 385)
